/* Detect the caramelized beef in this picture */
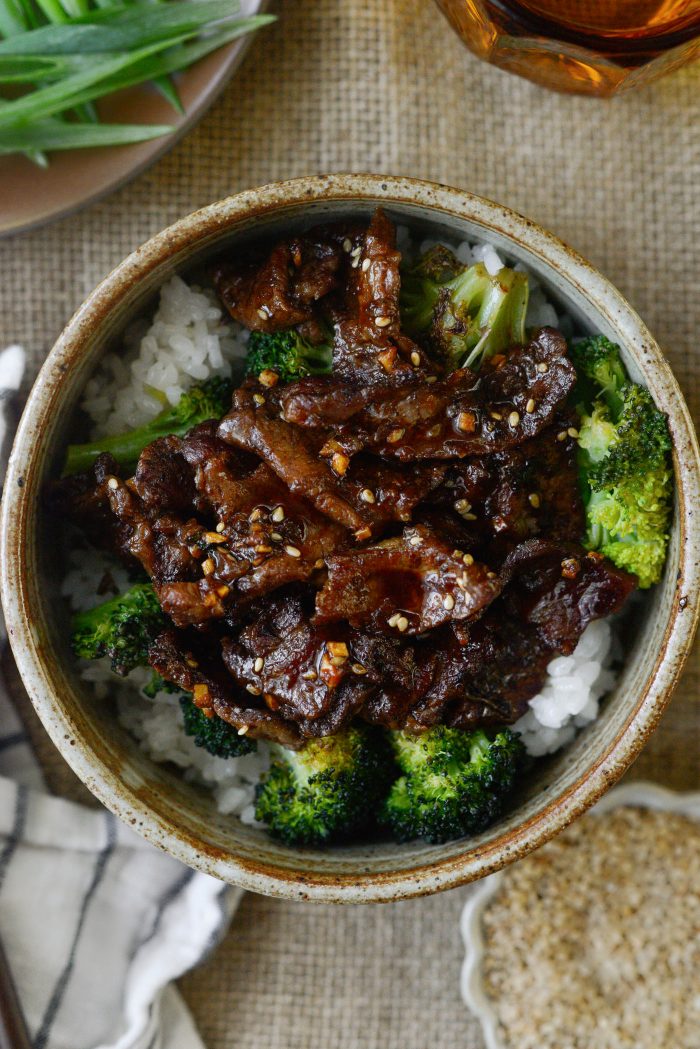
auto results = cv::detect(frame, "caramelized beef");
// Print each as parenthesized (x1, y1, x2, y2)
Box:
(59, 209, 638, 745)
(314, 525, 501, 635)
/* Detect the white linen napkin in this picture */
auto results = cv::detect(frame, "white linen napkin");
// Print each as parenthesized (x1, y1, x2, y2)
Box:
(0, 345, 239, 1049)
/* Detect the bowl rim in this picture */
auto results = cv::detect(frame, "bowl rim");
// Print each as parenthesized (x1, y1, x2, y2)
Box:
(2, 173, 699, 903)
(460, 781, 700, 1049)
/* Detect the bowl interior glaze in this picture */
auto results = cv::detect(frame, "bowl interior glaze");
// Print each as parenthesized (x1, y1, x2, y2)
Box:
(2, 175, 698, 903)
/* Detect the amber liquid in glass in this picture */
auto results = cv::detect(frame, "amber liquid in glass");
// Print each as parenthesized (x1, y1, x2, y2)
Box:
(437, 0, 700, 94)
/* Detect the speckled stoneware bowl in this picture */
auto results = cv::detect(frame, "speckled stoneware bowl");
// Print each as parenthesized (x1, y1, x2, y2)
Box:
(2, 175, 698, 903)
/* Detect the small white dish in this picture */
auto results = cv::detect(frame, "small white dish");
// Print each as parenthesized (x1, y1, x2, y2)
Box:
(460, 781, 700, 1049)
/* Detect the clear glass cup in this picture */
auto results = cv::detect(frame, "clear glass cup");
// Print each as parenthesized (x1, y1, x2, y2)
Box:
(435, 0, 700, 96)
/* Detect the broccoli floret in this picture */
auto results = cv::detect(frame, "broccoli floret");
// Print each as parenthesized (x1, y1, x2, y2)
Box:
(400, 247, 529, 371)
(245, 328, 333, 384)
(571, 334, 628, 417)
(180, 696, 256, 759)
(71, 583, 167, 675)
(255, 726, 390, 846)
(379, 727, 524, 844)
(578, 380, 673, 589)
(63, 376, 234, 476)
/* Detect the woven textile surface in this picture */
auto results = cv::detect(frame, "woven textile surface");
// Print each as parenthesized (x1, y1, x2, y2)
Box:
(1, 1, 698, 1046)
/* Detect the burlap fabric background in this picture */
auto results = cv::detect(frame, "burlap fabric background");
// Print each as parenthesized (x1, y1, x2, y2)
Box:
(1, 2, 699, 1046)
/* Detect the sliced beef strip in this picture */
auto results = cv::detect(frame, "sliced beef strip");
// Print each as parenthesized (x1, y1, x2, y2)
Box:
(218, 383, 366, 530)
(132, 435, 197, 516)
(148, 629, 302, 746)
(218, 383, 446, 536)
(282, 328, 576, 462)
(352, 207, 402, 336)
(220, 592, 373, 732)
(423, 416, 584, 551)
(50, 452, 133, 558)
(212, 225, 358, 333)
(500, 539, 637, 654)
(314, 524, 502, 636)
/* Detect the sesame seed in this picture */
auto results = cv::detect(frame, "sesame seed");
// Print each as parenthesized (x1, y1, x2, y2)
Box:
(411, 351, 421, 366)
(509, 411, 520, 427)
(204, 531, 227, 543)
(537, 361, 548, 373)
(285, 545, 301, 558)
(331, 451, 350, 476)
(343, 238, 352, 252)
(360, 488, 376, 504)
(255, 544, 272, 554)
(463, 553, 474, 566)
(409, 535, 422, 546)
(529, 493, 541, 508)
(201, 557, 215, 576)
(557, 430, 568, 442)
(396, 616, 409, 632)
(351, 663, 368, 675)
(490, 411, 503, 421)
(386, 427, 405, 444)
(186, 657, 199, 668)
(249, 508, 263, 522)
(443, 594, 455, 610)
(568, 426, 579, 438)
(426, 375, 438, 384)
(375, 315, 391, 328)
(215, 521, 225, 533)
(351, 245, 362, 257)
(354, 526, 372, 541)
(361, 257, 371, 272)
(270, 532, 283, 542)
(258, 369, 279, 388)
(254, 657, 264, 673)
(257, 308, 267, 320)
(455, 498, 472, 513)
(271, 505, 285, 522)
(252, 393, 265, 406)
(526, 398, 536, 413)
(453, 549, 464, 559)
(314, 558, 325, 569)
(487, 571, 497, 579)
(246, 683, 262, 695)
(237, 725, 249, 736)
(463, 512, 477, 521)
(107, 476, 119, 490)
(387, 613, 401, 628)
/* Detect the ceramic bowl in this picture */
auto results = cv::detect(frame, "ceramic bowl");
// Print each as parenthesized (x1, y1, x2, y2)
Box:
(2, 175, 698, 903)
(460, 781, 700, 1048)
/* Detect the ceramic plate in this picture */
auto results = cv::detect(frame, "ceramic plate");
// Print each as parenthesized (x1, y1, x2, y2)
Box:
(0, 0, 269, 238)
(460, 781, 700, 1049)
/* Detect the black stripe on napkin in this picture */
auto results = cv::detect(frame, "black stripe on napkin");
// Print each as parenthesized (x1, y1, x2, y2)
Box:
(34, 811, 118, 1049)
(0, 731, 27, 754)
(0, 783, 28, 892)
(131, 867, 195, 960)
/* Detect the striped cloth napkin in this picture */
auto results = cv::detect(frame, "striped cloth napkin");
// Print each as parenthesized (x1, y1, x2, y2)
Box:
(0, 345, 240, 1049)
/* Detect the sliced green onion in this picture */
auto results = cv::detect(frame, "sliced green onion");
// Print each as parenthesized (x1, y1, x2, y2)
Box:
(0, 1, 242, 54)
(0, 117, 174, 152)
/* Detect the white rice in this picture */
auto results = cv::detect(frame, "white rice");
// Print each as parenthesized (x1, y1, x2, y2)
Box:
(82, 276, 249, 435)
(67, 238, 618, 817)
